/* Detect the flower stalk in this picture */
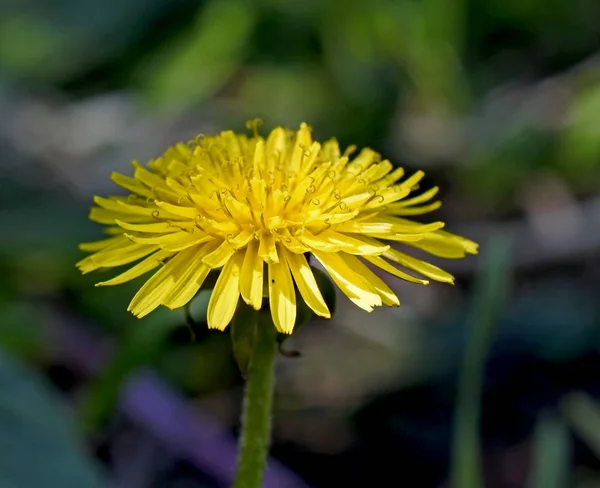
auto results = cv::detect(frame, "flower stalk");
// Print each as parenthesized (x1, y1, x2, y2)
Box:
(233, 312, 277, 488)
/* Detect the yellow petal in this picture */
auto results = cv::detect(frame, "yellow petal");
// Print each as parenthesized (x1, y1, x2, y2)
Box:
(89, 207, 151, 225)
(362, 232, 429, 242)
(162, 258, 212, 309)
(399, 170, 425, 190)
(77, 243, 159, 273)
(387, 201, 442, 216)
(115, 220, 181, 234)
(334, 221, 393, 234)
(374, 167, 405, 189)
(363, 255, 429, 285)
(312, 251, 381, 312)
(323, 232, 390, 255)
(436, 230, 479, 254)
(222, 196, 253, 222)
(207, 250, 244, 330)
(202, 240, 235, 268)
(160, 233, 213, 252)
(133, 165, 170, 189)
(111, 172, 152, 197)
(96, 250, 173, 286)
(406, 231, 478, 258)
(388, 186, 439, 208)
(266, 127, 289, 156)
(240, 239, 263, 310)
(125, 231, 196, 246)
(79, 235, 127, 252)
(298, 231, 341, 252)
(103, 226, 124, 235)
(268, 248, 297, 334)
(383, 248, 455, 284)
(369, 218, 446, 234)
(258, 232, 278, 263)
(363, 187, 410, 209)
(128, 247, 199, 318)
(280, 231, 310, 254)
(155, 201, 198, 219)
(322, 138, 341, 161)
(340, 254, 399, 306)
(253, 139, 265, 174)
(230, 228, 254, 248)
(93, 197, 163, 218)
(282, 247, 330, 318)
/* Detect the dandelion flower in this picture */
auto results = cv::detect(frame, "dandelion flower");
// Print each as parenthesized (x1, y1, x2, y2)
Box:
(77, 122, 478, 333)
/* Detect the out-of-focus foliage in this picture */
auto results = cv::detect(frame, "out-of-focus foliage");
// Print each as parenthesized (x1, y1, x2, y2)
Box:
(528, 413, 570, 488)
(0, 350, 108, 488)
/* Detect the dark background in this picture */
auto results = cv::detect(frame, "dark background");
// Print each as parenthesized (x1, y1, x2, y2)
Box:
(1, 0, 600, 487)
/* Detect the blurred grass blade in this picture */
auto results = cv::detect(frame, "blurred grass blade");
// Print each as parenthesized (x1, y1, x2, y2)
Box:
(562, 392, 600, 458)
(141, 0, 256, 110)
(450, 237, 512, 488)
(527, 413, 570, 488)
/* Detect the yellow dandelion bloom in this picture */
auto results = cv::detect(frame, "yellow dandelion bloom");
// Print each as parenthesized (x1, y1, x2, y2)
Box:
(77, 122, 478, 333)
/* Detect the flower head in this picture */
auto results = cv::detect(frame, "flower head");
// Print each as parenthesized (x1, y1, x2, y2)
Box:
(77, 122, 477, 333)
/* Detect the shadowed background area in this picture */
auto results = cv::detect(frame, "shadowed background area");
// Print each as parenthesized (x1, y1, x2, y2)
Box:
(1, 0, 600, 487)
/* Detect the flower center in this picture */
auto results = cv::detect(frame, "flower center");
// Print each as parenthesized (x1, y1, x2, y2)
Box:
(154, 130, 402, 250)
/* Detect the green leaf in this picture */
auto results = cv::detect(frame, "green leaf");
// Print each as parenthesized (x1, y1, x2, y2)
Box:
(231, 303, 259, 376)
(0, 350, 108, 488)
(527, 413, 570, 488)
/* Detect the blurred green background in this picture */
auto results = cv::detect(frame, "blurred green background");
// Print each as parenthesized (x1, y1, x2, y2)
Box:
(1, 0, 600, 487)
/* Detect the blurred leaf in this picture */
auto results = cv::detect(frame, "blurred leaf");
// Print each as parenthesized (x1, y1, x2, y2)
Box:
(555, 83, 600, 186)
(527, 413, 570, 488)
(462, 125, 549, 206)
(450, 237, 512, 488)
(79, 309, 176, 431)
(0, 350, 107, 487)
(231, 303, 259, 375)
(238, 65, 335, 127)
(0, 300, 46, 360)
(0, 0, 182, 83)
(562, 392, 600, 459)
(320, 4, 389, 104)
(141, 0, 256, 110)
(389, 0, 469, 111)
(0, 15, 64, 79)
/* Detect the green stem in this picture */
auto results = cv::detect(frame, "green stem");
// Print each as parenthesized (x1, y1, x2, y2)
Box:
(233, 314, 277, 488)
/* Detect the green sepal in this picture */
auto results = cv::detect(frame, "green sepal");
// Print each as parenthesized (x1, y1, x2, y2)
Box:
(310, 265, 336, 315)
(231, 303, 258, 376)
(230, 304, 277, 376)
